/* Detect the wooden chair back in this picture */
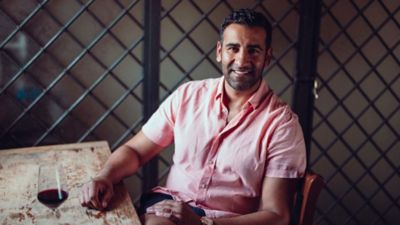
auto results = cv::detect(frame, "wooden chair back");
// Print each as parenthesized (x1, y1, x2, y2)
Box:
(291, 171, 325, 225)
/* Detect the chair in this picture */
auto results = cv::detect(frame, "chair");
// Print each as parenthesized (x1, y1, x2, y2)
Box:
(291, 171, 325, 225)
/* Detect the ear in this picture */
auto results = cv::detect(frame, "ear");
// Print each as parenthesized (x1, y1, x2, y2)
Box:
(264, 47, 273, 65)
(216, 41, 222, 62)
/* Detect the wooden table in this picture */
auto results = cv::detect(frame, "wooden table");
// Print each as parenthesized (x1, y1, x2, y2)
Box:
(0, 141, 142, 225)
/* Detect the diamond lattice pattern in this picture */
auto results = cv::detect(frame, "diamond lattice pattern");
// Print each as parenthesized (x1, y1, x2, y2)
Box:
(311, 1, 400, 225)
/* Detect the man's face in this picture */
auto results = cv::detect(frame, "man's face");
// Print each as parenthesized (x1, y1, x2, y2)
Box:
(216, 24, 272, 91)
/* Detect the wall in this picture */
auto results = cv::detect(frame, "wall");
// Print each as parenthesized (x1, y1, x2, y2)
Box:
(0, 0, 399, 224)
(311, 1, 399, 224)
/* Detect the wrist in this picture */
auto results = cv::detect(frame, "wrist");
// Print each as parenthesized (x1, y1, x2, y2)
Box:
(96, 167, 118, 183)
(93, 172, 115, 186)
(200, 216, 214, 225)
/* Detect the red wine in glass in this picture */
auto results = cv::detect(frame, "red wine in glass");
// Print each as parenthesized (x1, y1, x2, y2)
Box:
(37, 165, 69, 210)
(37, 188, 69, 209)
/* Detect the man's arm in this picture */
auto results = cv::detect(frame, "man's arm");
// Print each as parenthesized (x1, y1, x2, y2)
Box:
(80, 131, 164, 209)
(96, 131, 164, 183)
(147, 176, 297, 225)
(211, 177, 296, 225)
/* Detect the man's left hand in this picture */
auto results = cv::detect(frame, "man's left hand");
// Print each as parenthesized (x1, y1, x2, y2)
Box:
(146, 200, 202, 225)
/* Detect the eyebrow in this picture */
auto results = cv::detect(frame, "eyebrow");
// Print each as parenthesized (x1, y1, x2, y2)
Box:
(225, 43, 264, 50)
(225, 43, 240, 48)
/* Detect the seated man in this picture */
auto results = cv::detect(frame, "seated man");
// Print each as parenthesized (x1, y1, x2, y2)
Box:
(80, 8, 306, 225)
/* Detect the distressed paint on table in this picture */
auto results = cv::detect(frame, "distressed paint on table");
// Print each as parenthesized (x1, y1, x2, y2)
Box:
(0, 141, 142, 225)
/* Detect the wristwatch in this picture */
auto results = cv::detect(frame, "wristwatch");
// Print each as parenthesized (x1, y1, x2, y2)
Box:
(200, 216, 214, 225)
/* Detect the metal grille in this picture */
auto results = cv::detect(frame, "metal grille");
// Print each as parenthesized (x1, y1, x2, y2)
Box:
(311, 1, 400, 224)
(1, 1, 399, 224)
(0, 0, 145, 149)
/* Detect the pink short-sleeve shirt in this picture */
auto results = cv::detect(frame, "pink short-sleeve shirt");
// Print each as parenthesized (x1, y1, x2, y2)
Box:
(142, 77, 306, 218)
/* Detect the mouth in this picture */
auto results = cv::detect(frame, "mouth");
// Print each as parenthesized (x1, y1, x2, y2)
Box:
(230, 69, 253, 77)
(229, 64, 254, 74)
(234, 69, 251, 74)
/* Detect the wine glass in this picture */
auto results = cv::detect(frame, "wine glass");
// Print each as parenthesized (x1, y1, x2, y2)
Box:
(37, 164, 69, 210)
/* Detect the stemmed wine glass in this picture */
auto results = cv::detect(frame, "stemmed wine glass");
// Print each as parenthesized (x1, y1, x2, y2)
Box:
(37, 164, 69, 210)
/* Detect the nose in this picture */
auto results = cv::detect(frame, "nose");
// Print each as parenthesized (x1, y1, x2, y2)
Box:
(235, 49, 250, 67)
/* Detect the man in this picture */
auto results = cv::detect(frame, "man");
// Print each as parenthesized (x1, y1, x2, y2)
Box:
(80, 8, 306, 225)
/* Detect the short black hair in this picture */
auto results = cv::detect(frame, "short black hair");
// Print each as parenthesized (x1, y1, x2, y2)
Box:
(221, 8, 272, 48)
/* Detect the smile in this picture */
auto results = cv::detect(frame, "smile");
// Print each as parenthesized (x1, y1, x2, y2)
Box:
(232, 70, 253, 76)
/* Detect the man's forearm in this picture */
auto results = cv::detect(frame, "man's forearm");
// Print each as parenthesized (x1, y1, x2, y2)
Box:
(212, 210, 289, 225)
(96, 145, 141, 184)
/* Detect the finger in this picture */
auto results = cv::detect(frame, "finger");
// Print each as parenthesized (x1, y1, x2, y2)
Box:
(146, 205, 166, 214)
(79, 185, 85, 205)
(146, 207, 155, 213)
(81, 184, 92, 206)
(155, 208, 173, 218)
(87, 183, 101, 209)
(155, 211, 172, 217)
(79, 190, 85, 206)
(152, 200, 176, 209)
(101, 187, 113, 208)
(84, 184, 92, 206)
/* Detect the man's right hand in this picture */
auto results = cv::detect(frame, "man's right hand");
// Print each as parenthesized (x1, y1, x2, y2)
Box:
(80, 176, 114, 211)
(79, 131, 163, 210)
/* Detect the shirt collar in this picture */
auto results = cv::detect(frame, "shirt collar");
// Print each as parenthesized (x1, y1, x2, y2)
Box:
(215, 76, 270, 110)
(215, 76, 225, 100)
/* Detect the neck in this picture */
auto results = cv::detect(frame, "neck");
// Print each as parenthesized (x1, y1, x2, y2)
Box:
(223, 79, 261, 109)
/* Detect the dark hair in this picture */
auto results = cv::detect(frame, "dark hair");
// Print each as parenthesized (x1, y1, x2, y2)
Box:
(221, 8, 272, 48)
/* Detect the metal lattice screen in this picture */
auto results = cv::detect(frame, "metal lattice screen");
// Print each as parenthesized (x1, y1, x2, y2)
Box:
(1, 0, 399, 224)
(311, 1, 400, 225)
(0, 0, 145, 149)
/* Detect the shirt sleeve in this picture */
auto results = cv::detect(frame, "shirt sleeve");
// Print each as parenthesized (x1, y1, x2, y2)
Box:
(264, 107, 307, 178)
(141, 88, 181, 147)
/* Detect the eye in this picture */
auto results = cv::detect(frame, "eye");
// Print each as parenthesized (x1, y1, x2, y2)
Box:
(226, 45, 239, 53)
(248, 48, 261, 55)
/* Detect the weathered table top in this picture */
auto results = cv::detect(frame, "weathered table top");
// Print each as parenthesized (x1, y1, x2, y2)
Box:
(0, 141, 142, 225)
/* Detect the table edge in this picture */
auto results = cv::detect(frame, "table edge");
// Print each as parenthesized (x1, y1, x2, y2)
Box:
(0, 141, 110, 155)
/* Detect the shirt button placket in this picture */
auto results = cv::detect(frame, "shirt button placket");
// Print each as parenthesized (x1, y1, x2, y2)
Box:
(197, 158, 215, 202)
(197, 134, 218, 202)
(197, 178, 208, 202)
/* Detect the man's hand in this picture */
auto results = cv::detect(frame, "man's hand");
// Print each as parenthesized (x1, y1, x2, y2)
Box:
(79, 176, 114, 211)
(146, 200, 202, 225)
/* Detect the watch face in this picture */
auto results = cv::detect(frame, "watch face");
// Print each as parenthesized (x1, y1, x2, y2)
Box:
(201, 217, 214, 225)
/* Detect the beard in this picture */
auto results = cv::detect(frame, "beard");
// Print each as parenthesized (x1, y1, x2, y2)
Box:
(224, 65, 263, 91)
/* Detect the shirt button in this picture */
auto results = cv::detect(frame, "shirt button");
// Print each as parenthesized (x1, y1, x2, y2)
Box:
(208, 160, 214, 165)
(200, 183, 207, 189)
